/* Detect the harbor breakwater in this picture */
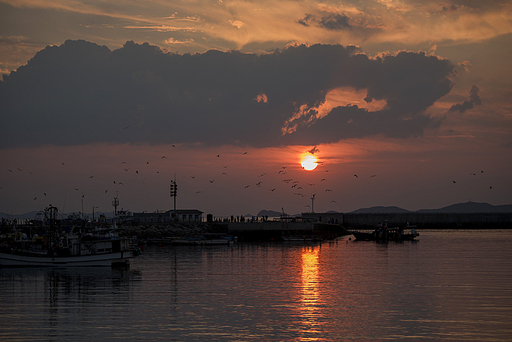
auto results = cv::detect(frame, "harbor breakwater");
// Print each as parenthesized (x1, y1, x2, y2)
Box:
(107, 212, 512, 242)
(302, 212, 512, 229)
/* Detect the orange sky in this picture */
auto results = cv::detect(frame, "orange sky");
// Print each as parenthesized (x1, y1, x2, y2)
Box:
(1, 0, 511, 216)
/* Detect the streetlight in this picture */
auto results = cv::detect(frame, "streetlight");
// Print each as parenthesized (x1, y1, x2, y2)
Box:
(92, 206, 99, 222)
(112, 196, 119, 228)
(170, 174, 177, 221)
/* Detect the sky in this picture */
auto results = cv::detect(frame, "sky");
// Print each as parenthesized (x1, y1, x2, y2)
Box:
(1, 0, 511, 217)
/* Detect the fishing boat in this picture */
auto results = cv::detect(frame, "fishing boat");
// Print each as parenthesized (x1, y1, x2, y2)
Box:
(194, 233, 236, 245)
(350, 222, 419, 242)
(282, 234, 323, 242)
(0, 205, 141, 267)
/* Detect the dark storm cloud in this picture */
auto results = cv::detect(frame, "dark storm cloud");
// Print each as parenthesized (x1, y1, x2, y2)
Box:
(297, 14, 314, 27)
(318, 14, 352, 31)
(0, 40, 455, 148)
(298, 13, 359, 32)
(449, 85, 481, 114)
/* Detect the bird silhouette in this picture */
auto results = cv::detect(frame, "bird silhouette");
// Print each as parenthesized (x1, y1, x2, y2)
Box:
(210, 180, 214, 183)
(453, 180, 456, 183)
(354, 174, 358, 178)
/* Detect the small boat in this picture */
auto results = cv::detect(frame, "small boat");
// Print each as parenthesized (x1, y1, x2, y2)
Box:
(350, 221, 419, 242)
(194, 233, 235, 245)
(282, 234, 323, 242)
(0, 205, 141, 267)
(147, 234, 235, 246)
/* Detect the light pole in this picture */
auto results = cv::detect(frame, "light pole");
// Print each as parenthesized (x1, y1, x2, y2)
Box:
(170, 174, 177, 221)
(92, 206, 99, 222)
(311, 194, 316, 213)
(81, 194, 84, 219)
(112, 195, 119, 228)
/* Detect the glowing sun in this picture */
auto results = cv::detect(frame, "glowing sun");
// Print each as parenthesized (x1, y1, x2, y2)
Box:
(301, 154, 318, 171)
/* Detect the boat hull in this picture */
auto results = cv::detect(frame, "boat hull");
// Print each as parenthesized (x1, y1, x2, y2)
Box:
(0, 251, 134, 267)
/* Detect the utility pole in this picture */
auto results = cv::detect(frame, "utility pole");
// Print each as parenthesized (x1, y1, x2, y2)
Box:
(92, 206, 98, 222)
(112, 195, 119, 228)
(81, 193, 84, 219)
(170, 174, 178, 221)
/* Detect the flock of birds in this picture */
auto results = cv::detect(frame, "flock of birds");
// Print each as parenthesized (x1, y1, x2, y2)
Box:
(3, 146, 495, 214)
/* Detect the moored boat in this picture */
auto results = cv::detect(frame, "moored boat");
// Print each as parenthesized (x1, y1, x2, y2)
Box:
(0, 205, 141, 267)
(349, 221, 419, 242)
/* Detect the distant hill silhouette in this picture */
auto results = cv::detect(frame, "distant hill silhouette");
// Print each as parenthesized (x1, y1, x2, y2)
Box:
(350, 206, 411, 214)
(350, 202, 512, 214)
(2, 202, 511, 220)
(417, 201, 512, 213)
(257, 210, 287, 217)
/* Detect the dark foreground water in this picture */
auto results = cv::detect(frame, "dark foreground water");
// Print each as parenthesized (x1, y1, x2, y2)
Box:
(1, 230, 511, 341)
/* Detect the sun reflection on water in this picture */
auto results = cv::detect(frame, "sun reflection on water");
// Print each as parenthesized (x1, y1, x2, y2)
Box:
(298, 246, 323, 340)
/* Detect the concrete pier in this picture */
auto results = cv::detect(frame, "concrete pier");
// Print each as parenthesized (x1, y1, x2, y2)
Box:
(302, 212, 512, 229)
(227, 221, 348, 240)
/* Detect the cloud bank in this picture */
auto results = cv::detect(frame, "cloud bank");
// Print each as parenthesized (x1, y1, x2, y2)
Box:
(0, 40, 455, 148)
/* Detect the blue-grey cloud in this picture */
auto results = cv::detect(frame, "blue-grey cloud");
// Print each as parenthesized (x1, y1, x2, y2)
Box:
(0, 40, 455, 148)
(449, 85, 481, 113)
(319, 14, 352, 31)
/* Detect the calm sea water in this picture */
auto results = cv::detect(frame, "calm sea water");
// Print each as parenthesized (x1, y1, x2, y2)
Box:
(1, 230, 511, 341)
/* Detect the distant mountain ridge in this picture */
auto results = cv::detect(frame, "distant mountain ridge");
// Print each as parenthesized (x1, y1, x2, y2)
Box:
(2, 202, 511, 220)
(350, 202, 512, 214)
(349, 206, 410, 214)
(256, 210, 287, 217)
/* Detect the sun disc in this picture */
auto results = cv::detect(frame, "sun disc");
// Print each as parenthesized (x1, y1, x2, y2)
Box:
(301, 154, 318, 171)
